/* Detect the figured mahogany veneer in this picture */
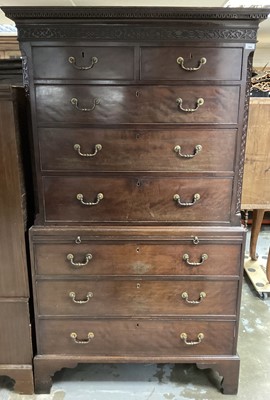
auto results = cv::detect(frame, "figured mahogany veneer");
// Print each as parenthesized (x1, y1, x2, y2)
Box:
(140, 46, 243, 81)
(3, 5, 268, 395)
(38, 319, 236, 357)
(34, 240, 241, 277)
(36, 85, 239, 125)
(32, 46, 134, 80)
(36, 279, 238, 317)
(39, 128, 237, 173)
(42, 176, 233, 224)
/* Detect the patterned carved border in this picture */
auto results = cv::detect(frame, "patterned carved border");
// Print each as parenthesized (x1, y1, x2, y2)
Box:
(236, 52, 254, 215)
(17, 25, 258, 42)
(21, 55, 29, 97)
(2, 7, 269, 21)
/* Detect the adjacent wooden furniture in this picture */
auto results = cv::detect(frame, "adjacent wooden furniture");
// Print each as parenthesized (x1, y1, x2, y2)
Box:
(0, 36, 20, 59)
(0, 85, 33, 394)
(242, 98, 270, 211)
(3, 6, 268, 395)
(0, 59, 23, 85)
(242, 98, 270, 298)
(243, 210, 270, 299)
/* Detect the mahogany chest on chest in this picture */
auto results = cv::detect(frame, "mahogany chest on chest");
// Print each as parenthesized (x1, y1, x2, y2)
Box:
(3, 6, 268, 394)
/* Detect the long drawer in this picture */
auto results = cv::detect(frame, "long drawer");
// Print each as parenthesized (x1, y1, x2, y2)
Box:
(36, 279, 238, 317)
(34, 238, 241, 276)
(35, 85, 240, 125)
(39, 128, 237, 173)
(33, 241, 241, 277)
(42, 176, 233, 223)
(140, 46, 242, 81)
(38, 319, 236, 356)
(32, 46, 135, 80)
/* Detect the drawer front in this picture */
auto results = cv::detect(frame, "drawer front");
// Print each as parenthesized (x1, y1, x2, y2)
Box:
(39, 128, 236, 173)
(32, 46, 134, 80)
(34, 242, 241, 277)
(141, 47, 242, 81)
(0, 301, 32, 364)
(36, 280, 238, 317)
(38, 319, 235, 356)
(43, 176, 233, 223)
(36, 85, 240, 125)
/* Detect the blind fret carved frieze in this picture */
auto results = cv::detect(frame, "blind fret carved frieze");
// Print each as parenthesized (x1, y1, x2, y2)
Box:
(17, 26, 258, 42)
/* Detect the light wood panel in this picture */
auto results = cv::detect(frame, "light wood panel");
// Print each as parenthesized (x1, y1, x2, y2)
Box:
(241, 98, 270, 210)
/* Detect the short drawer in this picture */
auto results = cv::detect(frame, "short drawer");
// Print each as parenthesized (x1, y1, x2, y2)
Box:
(36, 280, 238, 317)
(36, 85, 240, 125)
(32, 46, 134, 80)
(39, 128, 237, 173)
(33, 241, 241, 277)
(140, 46, 242, 81)
(42, 176, 233, 223)
(38, 319, 236, 356)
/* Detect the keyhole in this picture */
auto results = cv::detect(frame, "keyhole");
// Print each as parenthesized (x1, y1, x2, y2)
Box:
(136, 247, 140, 253)
(189, 53, 193, 59)
(136, 180, 141, 187)
(75, 236, 81, 244)
(136, 90, 140, 97)
(137, 283, 141, 289)
(81, 51, 85, 58)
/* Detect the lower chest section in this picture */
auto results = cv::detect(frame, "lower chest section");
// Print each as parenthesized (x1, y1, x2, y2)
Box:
(30, 226, 244, 357)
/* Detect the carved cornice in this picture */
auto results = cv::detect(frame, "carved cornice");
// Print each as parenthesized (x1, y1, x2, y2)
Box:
(2, 7, 269, 21)
(16, 25, 258, 42)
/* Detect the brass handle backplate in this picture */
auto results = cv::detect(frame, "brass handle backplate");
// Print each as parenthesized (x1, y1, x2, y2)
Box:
(74, 143, 102, 157)
(77, 192, 104, 206)
(69, 291, 93, 304)
(70, 332, 94, 344)
(66, 253, 93, 268)
(174, 144, 202, 158)
(176, 56, 207, 71)
(183, 253, 208, 266)
(71, 97, 100, 112)
(181, 291, 206, 304)
(176, 97, 204, 113)
(68, 56, 98, 70)
(173, 193, 200, 206)
(180, 332, 204, 346)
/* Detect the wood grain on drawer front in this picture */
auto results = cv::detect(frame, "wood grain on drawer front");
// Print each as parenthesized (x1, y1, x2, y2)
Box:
(34, 241, 241, 276)
(32, 46, 134, 80)
(38, 319, 235, 356)
(140, 47, 242, 81)
(36, 85, 240, 125)
(43, 176, 233, 223)
(39, 128, 237, 173)
(36, 280, 238, 317)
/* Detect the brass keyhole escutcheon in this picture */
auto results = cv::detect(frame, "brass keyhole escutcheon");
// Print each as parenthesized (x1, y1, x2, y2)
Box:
(137, 283, 141, 289)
